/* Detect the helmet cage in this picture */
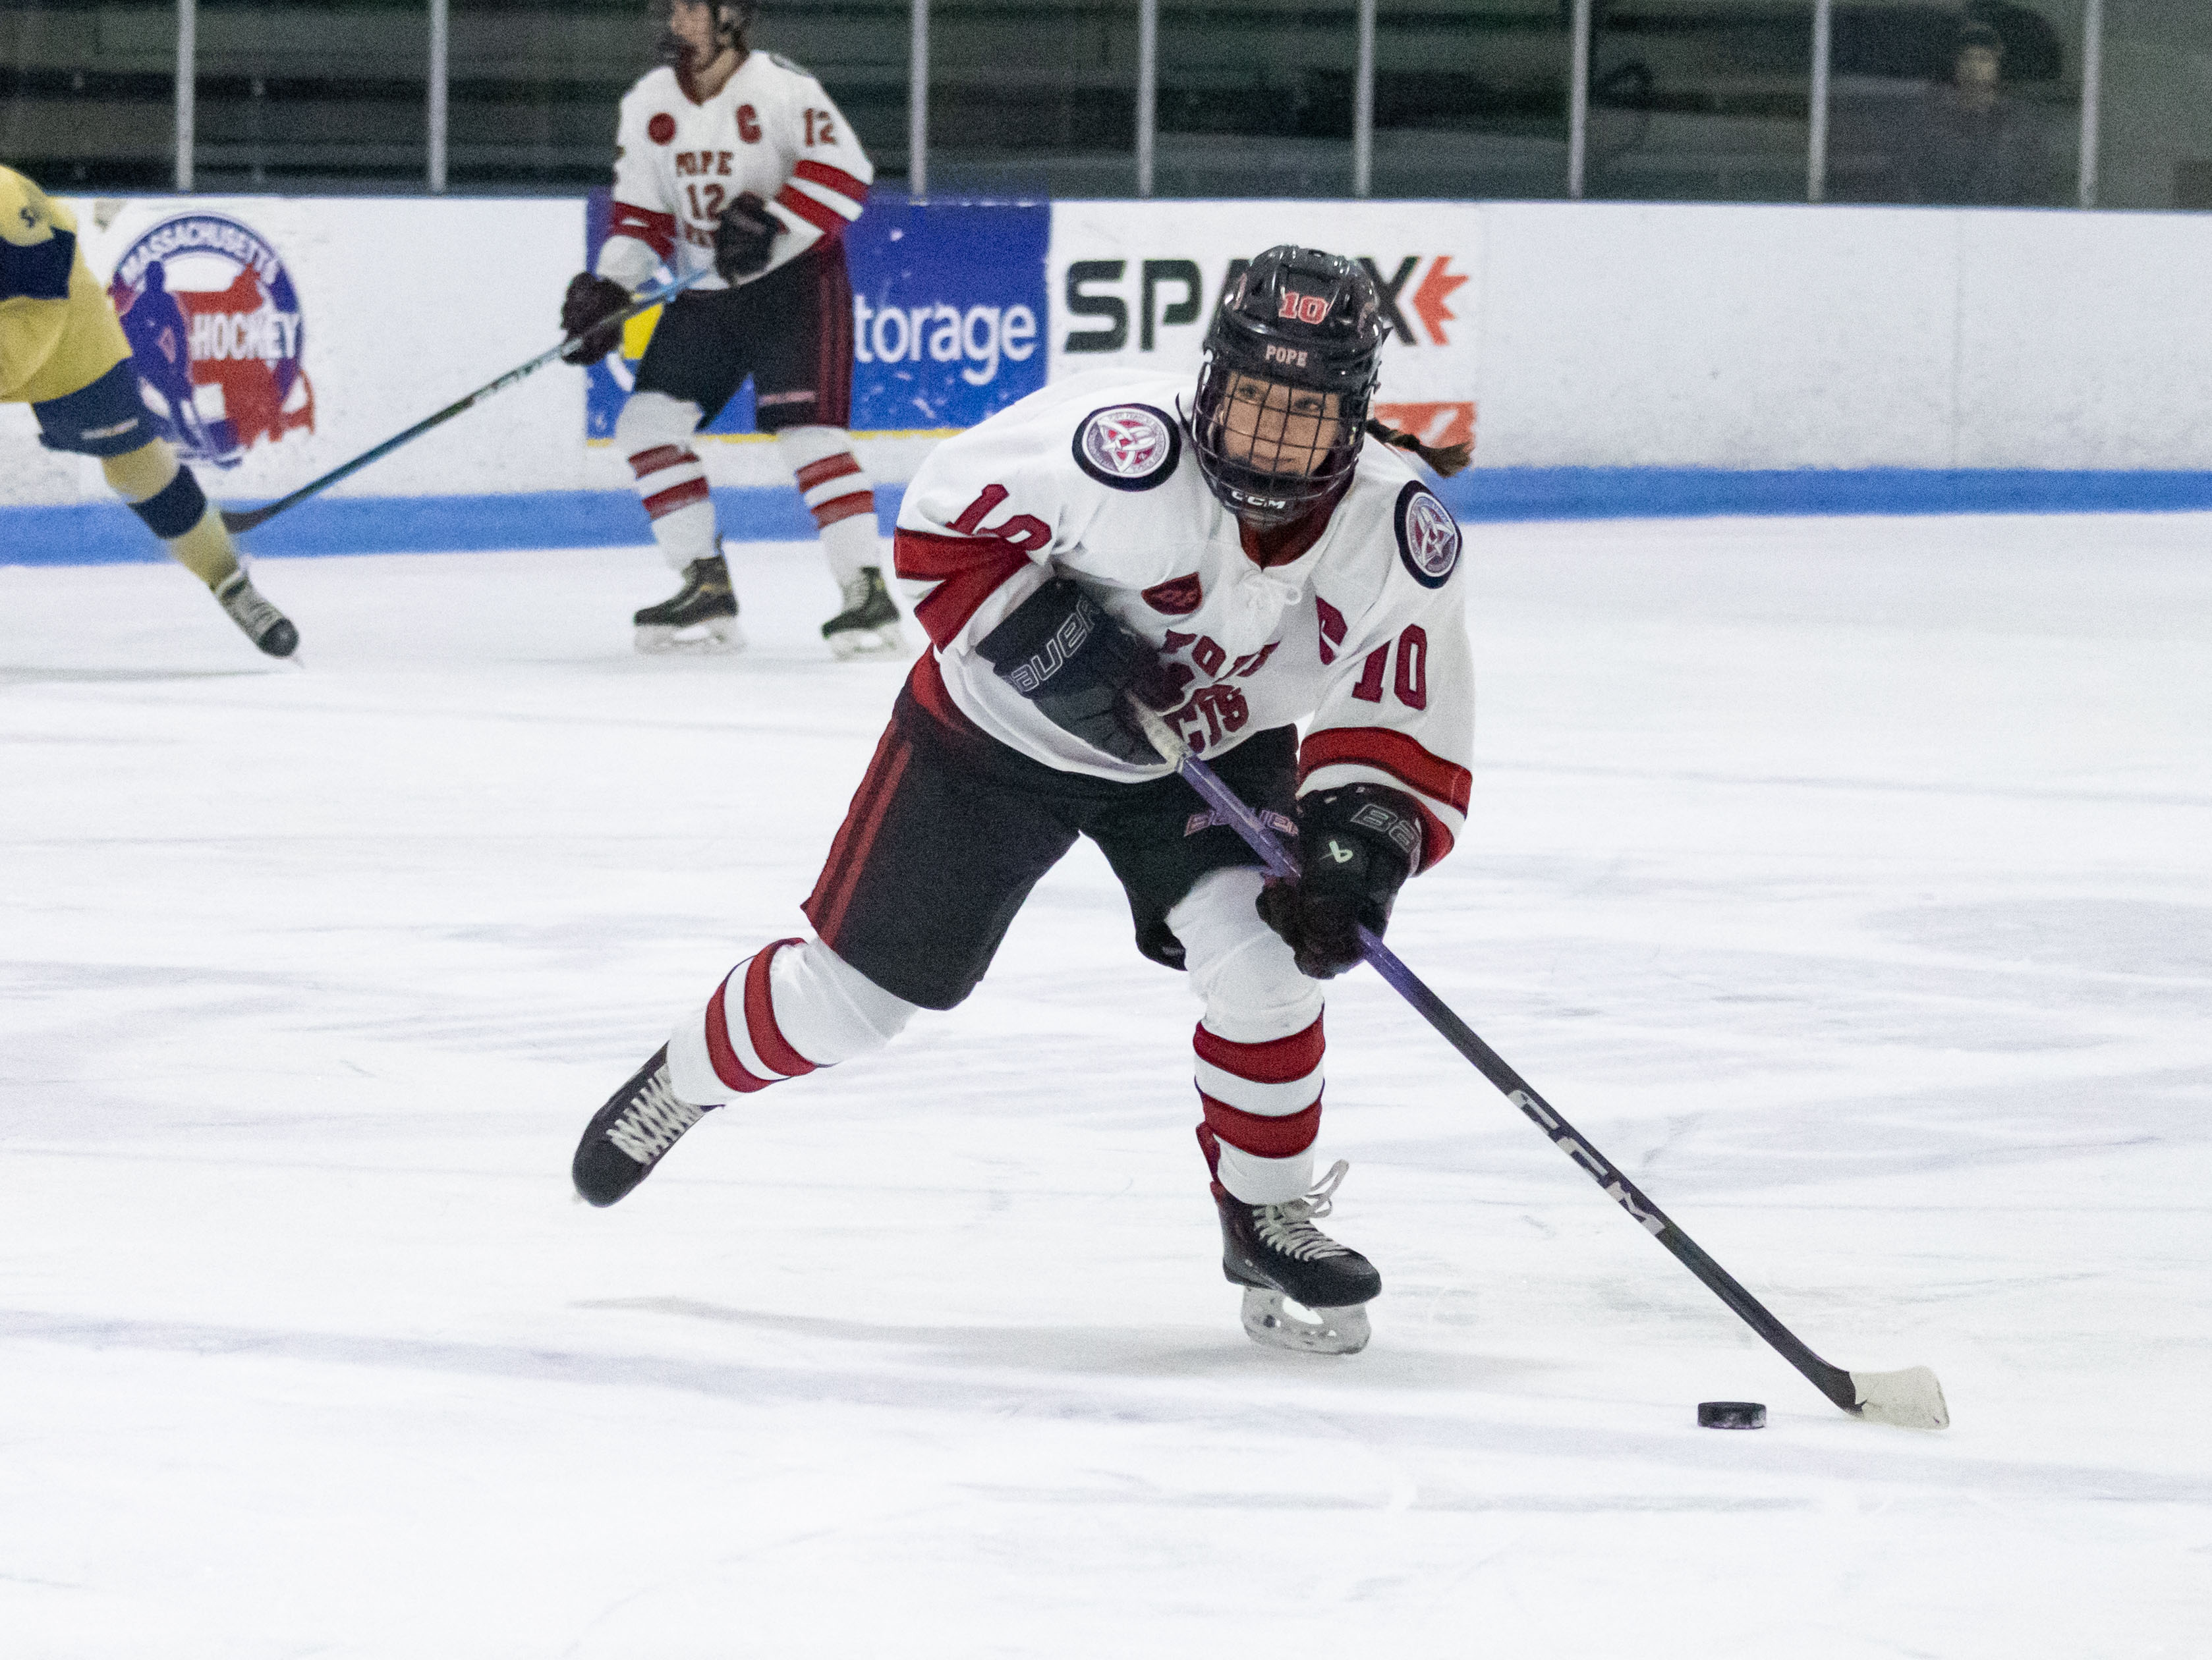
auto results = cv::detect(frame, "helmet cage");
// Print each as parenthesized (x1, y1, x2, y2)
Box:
(1188, 246, 1387, 528)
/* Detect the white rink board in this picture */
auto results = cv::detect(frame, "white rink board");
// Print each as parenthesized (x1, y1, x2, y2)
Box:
(14, 197, 2212, 512)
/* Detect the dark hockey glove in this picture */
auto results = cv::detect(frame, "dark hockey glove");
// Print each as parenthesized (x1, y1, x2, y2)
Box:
(714, 192, 786, 281)
(1256, 784, 1425, 978)
(977, 577, 1177, 766)
(560, 272, 633, 364)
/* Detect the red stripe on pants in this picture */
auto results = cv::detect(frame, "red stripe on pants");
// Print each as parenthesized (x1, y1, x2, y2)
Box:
(811, 491, 875, 530)
(803, 728, 912, 947)
(743, 938, 818, 1078)
(643, 477, 711, 519)
(629, 445, 693, 479)
(795, 453, 863, 493)
(1193, 1015, 1324, 1084)
(705, 975, 780, 1094)
(1199, 1094, 1322, 1159)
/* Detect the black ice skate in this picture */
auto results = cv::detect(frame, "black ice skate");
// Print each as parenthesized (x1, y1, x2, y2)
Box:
(821, 566, 907, 659)
(635, 551, 744, 653)
(213, 570, 299, 657)
(572, 1045, 715, 1206)
(1215, 1160, 1382, 1355)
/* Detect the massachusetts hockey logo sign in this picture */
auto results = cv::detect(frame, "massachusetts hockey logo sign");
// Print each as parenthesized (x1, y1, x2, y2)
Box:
(107, 212, 314, 469)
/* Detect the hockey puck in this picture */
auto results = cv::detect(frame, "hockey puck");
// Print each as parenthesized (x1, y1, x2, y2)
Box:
(1697, 1400, 1766, 1429)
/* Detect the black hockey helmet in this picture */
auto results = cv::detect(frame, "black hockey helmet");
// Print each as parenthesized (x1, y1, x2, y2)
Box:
(1188, 245, 1389, 527)
(656, 0, 757, 66)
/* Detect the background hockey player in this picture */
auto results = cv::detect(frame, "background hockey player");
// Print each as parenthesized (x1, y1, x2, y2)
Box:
(570, 246, 1473, 1354)
(559, 0, 904, 658)
(1, 165, 297, 657)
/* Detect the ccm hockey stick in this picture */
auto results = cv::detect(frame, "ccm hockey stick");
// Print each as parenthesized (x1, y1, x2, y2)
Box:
(219, 268, 711, 535)
(1126, 699, 1948, 1429)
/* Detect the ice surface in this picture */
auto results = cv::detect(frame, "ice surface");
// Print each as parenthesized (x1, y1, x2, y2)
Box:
(3, 514, 2209, 1657)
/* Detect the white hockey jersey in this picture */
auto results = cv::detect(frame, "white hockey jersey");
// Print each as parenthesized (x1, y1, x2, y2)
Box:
(895, 371, 1475, 868)
(597, 51, 872, 292)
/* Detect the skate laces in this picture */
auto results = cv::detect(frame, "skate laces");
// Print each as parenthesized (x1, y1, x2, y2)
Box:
(606, 1068, 706, 1165)
(1254, 1160, 1353, 1261)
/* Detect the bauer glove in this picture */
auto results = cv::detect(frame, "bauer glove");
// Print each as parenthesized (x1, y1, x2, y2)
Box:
(977, 577, 1178, 767)
(1256, 784, 1424, 978)
(713, 192, 785, 281)
(559, 273, 633, 364)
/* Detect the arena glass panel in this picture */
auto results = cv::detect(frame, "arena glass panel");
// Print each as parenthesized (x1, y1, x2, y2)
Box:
(1365, 1, 1573, 201)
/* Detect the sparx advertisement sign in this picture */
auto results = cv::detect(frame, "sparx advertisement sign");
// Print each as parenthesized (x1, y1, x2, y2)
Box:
(1045, 201, 1481, 455)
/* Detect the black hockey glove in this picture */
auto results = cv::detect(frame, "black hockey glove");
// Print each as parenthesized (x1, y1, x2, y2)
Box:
(714, 192, 785, 281)
(559, 272, 633, 364)
(1256, 784, 1424, 978)
(976, 577, 1177, 767)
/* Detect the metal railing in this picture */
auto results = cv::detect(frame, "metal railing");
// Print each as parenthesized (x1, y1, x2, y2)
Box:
(84, 1, 2122, 206)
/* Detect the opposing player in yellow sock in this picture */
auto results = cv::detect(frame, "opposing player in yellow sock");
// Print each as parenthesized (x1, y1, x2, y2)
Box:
(3, 163, 298, 657)
(98, 437, 297, 655)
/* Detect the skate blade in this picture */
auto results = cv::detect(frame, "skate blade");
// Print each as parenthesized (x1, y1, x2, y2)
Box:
(1239, 1286, 1371, 1356)
(826, 624, 908, 660)
(635, 619, 747, 655)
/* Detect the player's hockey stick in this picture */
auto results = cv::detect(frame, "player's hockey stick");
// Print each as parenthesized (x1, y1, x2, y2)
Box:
(218, 269, 712, 535)
(1126, 698, 1948, 1429)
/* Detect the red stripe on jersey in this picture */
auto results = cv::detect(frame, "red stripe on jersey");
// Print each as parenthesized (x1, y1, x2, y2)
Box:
(893, 529, 1032, 648)
(905, 650, 965, 731)
(1200, 1095, 1323, 1159)
(1299, 727, 1472, 812)
(793, 159, 870, 211)
(1193, 1016, 1324, 1085)
(705, 974, 778, 1093)
(743, 939, 816, 1078)
(776, 184, 847, 238)
(810, 491, 874, 530)
(609, 200, 676, 259)
(642, 477, 712, 519)
(629, 445, 694, 480)
(795, 453, 863, 493)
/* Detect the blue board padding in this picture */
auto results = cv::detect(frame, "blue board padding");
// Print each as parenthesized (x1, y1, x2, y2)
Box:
(0, 486, 908, 565)
(1432, 467, 2212, 522)
(11, 469, 2212, 565)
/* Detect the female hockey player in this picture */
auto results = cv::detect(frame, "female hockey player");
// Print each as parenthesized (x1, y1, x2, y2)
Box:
(570, 246, 1473, 1354)
(1, 165, 297, 656)
(559, 0, 904, 659)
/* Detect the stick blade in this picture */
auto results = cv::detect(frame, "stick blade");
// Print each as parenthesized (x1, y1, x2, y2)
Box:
(1850, 1365, 1949, 1429)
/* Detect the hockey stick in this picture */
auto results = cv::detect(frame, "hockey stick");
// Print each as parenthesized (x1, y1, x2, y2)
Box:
(1126, 699, 1948, 1429)
(218, 269, 712, 535)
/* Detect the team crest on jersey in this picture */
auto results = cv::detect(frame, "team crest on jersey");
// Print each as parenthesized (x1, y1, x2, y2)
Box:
(646, 112, 677, 144)
(1143, 572, 1203, 615)
(107, 212, 313, 470)
(1393, 481, 1461, 588)
(1073, 402, 1181, 491)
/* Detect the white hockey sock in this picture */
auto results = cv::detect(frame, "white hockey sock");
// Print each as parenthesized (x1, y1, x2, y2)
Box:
(1172, 868, 1328, 1205)
(776, 424, 878, 588)
(619, 391, 718, 572)
(666, 936, 915, 1107)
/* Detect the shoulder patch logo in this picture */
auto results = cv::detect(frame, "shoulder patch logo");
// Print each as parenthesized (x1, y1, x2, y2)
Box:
(1073, 402, 1181, 491)
(1143, 572, 1204, 615)
(1393, 481, 1461, 589)
(646, 112, 677, 144)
